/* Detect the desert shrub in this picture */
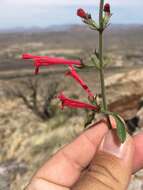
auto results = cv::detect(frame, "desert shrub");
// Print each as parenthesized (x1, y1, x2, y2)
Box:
(4, 77, 59, 121)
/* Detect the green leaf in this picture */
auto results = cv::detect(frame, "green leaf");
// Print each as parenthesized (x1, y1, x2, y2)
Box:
(113, 114, 127, 143)
(103, 14, 112, 29)
(91, 55, 100, 70)
(83, 19, 99, 31)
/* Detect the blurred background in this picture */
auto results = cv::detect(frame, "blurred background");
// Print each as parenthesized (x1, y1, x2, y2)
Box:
(0, 1, 143, 189)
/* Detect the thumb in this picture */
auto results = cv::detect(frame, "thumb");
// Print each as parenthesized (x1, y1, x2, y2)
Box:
(72, 130, 134, 190)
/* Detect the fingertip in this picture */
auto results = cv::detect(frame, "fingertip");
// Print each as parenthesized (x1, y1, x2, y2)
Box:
(83, 120, 109, 148)
(86, 119, 108, 130)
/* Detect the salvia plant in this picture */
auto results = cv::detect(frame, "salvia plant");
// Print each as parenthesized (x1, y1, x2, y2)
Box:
(22, 0, 127, 143)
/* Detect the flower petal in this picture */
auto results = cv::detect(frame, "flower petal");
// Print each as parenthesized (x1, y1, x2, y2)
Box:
(58, 92, 99, 111)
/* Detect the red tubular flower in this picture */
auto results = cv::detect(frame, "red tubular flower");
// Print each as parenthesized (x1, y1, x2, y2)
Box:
(58, 93, 99, 111)
(22, 54, 81, 66)
(36, 57, 81, 66)
(77, 8, 88, 19)
(104, 3, 111, 14)
(22, 54, 82, 74)
(66, 66, 94, 98)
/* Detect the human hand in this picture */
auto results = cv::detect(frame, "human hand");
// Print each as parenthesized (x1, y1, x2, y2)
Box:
(26, 120, 143, 190)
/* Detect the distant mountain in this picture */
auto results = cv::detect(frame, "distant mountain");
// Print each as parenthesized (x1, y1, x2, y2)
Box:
(0, 25, 73, 33)
(0, 24, 143, 34)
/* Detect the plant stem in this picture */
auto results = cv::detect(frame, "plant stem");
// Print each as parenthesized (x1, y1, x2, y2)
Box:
(99, 0, 106, 111)
(99, 32, 107, 110)
(98, 0, 112, 129)
(99, 0, 104, 29)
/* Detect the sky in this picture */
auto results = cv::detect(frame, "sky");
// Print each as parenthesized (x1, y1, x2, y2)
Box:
(0, 0, 143, 30)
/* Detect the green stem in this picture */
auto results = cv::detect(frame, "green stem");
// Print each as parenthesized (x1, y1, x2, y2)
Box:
(99, 0, 104, 29)
(99, 32, 107, 111)
(99, 0, 106, 111)
(98, 0, 112, 129)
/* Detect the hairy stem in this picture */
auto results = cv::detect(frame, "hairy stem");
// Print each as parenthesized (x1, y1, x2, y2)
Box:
(98, 0, 112, 129)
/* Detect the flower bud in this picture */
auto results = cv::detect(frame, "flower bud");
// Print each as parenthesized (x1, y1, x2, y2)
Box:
(104, 3, 110, 14)
(77, 8, 91, 19)
(77, 8, 87, 19)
